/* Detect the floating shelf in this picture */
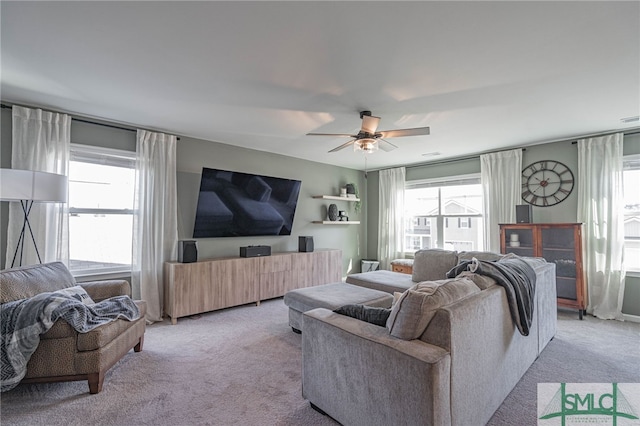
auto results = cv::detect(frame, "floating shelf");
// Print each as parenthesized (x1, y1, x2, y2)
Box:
(312, 195, 360, 202)
(312, 221, 361, 225)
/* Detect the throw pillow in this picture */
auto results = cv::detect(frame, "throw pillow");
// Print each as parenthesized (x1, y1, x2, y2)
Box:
(411, 249, 459, 282)
(334, 304, 391, 327)
(386, 278, 480, 340)
(52, 285, 95, 305)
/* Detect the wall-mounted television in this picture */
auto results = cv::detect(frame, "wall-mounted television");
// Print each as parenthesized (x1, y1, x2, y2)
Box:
(193, 168, 302, 238)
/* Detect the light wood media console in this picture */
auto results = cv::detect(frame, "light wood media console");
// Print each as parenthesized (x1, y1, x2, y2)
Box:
(164, 249, 342, 324)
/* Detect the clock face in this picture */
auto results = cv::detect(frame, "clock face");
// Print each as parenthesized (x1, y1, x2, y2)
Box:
(521, 160, 574, 207)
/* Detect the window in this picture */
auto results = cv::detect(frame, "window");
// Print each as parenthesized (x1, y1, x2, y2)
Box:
(68, 144, 136, 277)
(623, 154, 640, 273)
(404, 174, 484, 253)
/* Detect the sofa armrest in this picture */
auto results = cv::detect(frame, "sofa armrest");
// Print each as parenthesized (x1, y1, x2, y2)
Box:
(80, 280, 131, 302)
(302, 308, 451, 426)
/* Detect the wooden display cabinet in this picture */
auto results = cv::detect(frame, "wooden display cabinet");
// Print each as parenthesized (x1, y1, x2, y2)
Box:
(499, 223, 586, 319)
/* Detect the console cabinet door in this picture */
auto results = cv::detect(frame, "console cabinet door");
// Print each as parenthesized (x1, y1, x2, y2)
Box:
(212, 257, 260, 310)
(259, 254, 293, 300)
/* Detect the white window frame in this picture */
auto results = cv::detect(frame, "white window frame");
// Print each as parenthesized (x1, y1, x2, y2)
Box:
(404, 173, 484, 253)
(623, 153, 640, 276)
(68, 144, 136, 278)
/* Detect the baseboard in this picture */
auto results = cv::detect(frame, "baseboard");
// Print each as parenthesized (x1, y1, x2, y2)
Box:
(622, 313, 640, 323)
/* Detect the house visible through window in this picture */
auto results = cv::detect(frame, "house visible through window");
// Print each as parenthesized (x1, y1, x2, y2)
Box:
(68, 144, 135, 277)
(404, 174, 484, 253)
(623, 154, 640, 273)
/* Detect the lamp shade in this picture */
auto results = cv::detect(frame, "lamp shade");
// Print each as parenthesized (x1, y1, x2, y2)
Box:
(0, 169, 68, 202)
(354, 138, 379, 153)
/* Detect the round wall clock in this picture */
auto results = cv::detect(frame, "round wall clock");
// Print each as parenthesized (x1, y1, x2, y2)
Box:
(521, 160, 574, 207)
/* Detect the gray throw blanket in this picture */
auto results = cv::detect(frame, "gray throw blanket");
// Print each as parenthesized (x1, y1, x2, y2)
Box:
(447, 256, 536, 336)
(1, 291, 140, 392)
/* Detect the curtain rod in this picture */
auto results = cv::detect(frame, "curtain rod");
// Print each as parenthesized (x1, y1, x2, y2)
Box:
(1, 103, 180, 140)
(396, 127, 640, 171)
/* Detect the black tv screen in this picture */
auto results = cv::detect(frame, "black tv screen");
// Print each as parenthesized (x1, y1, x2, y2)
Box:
(193, 168, 302, 238)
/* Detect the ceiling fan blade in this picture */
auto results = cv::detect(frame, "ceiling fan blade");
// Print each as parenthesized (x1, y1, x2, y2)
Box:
(379, 139, 398, 152)
(328, 140, 355, 153)
(307, 132, 357, 138)
(378, 127, 430, 138)
(361, 115, 381, 134)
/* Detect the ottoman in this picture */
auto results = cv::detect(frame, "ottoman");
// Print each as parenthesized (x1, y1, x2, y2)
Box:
(284, 282, 394, 333)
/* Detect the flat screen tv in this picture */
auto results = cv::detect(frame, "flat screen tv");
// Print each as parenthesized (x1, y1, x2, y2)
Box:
(193, 168, 302, 238)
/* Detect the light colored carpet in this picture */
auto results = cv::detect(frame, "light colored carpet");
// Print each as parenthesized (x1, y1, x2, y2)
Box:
(1, 300, 638, 426)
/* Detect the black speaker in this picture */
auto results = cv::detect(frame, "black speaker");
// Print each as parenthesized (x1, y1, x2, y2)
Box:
(240, 245, 271, 258)
(298, 236, 314, 252)
(178, 240, 198, 263)
(516, 204, 533, 223)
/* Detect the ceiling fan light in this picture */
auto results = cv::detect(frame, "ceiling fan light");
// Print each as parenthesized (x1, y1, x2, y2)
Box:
(354, 138, 378, 153)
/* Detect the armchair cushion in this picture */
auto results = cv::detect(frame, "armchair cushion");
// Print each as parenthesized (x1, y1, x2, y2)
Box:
(0, 262, 75, 304)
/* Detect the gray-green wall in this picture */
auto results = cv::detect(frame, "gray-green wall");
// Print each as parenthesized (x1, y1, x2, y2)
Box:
(1, 104, 638, 316)
(0, 107, 367, 277)
(366, 134, 640, 316)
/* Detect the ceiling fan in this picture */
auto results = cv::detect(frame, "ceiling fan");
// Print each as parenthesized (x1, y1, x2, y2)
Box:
(307, 111, 430, 153)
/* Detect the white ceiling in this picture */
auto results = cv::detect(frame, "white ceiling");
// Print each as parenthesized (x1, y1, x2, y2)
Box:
(2, 1, 639, 171)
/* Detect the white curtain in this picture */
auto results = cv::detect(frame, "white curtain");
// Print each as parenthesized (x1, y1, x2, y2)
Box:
(480, 149, 522, 253)
(6, 106, 70, 267)
(377, 167, 405, 270)
(577, 133, 625, 320)
(132, 130, 178, 323)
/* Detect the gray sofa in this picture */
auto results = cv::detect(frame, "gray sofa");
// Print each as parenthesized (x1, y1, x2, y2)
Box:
(301, 249, 557, 425)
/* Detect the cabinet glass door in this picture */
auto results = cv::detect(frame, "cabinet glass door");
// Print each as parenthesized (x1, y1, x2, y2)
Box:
(504, 227, 535, 257)
(541, 227, 577, 300)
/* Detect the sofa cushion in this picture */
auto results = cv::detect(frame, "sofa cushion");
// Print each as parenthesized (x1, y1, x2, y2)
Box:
(334, 304, 391, 327)
(386, 278, 480, 340)
(411, 249, 459, 282)
(346, 270, 415, 294)
(457, 251, 504, 262)
(0, 262, 76, 304)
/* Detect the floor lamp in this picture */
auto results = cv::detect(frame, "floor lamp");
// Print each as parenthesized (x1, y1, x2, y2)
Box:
(0, 169, 68, 268)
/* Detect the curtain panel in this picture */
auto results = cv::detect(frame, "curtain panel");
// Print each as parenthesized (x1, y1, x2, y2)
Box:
(6, 106, 70, 267)
(132, 130, 178, 323)
(377, 167, 406, 270)
(577, 133, 625, 320)
(480, 149, 522, 253)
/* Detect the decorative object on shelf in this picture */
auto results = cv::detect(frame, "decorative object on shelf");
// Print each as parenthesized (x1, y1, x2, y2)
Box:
(521, 160, 574, 207)
(327, 204, 338, 221)
(0, 169, 68, 268)
(509, 233, 520, 247)
(346, 183, 361, 213)
(338, 210, 348, 221)
(340, 187, 347, 197)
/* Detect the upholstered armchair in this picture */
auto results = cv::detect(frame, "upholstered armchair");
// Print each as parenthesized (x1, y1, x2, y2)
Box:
(0, 262, 146, 394)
